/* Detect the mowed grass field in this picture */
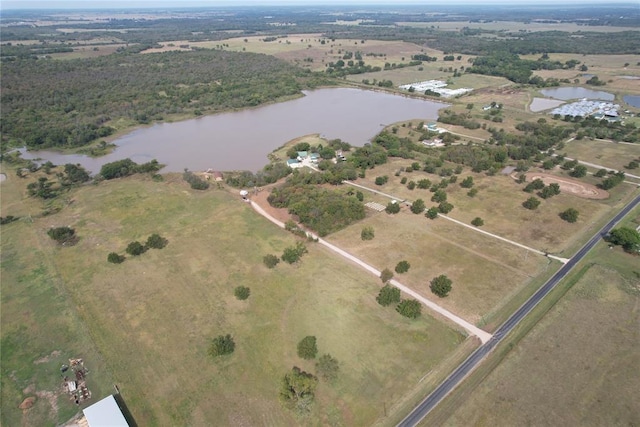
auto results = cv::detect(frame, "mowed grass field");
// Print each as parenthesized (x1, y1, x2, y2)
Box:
(353, 159, 637, 255)
(1, 172, 466, 426)
(441, 234, 640, 426)
(562, 138, 640, 172)
(327, 207, 551, 325)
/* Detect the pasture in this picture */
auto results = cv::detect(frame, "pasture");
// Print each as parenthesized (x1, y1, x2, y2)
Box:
(0, 173, 465, 426)
(442, 236, 640, 427)
(562, 138, 640, 172)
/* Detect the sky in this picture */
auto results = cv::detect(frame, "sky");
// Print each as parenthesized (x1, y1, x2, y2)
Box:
(2, 0, 629, 9)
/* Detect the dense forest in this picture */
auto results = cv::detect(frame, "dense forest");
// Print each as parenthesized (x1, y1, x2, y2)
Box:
(1, 49, 330, 149)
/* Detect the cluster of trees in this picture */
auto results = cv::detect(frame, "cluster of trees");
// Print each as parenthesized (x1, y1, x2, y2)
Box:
(109, 233, 168, 263)
(225, 162, 292, 188)
(268, 177, 365, 236)
(600, 171, 626, 190)
(437, 110, 481, 130)
(376, 284, 422, 319)
(2, 49, 309, 149)
(607, 227, 640, 253)
(25, 162, 92, 199)
(572, 116, 640, 144)
(182, 169, 209, 190)
(99, 158, 162, 180)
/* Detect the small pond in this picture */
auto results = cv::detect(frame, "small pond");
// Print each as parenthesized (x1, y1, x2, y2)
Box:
(529, 98, 565, 112)
(19, 88, 448, 173)
(540, 87, 615, 101)
(623, 95, 640, 108)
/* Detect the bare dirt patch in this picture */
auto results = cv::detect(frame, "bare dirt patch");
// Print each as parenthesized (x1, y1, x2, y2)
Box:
(525, 172, 609, 199)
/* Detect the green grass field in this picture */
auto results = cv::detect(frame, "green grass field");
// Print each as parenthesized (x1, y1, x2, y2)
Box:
(441, 238, 640, 426)
(1, 172, 466, 426)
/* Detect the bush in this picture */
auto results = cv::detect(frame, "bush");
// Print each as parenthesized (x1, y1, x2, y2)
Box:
(281, 242, 307, 264)
(407, 181, 416, 190)
(524, 178, 545, 193)
(471, 217, 484, 227)
(316, 354, 340, 381)
(297, 336, 318, 359)
(375, 175, 389, 186)
(126, 241, 146, 256)
(234, 286, 251, 300)
(522, 196, 541, 210)
(47, 226, 77, 245)
(425, 207, 439, 219)
(410, 199, 426, 214)
(361, 226, 375, 240)
(263, 254, 280, 268)
(400, 177, 407, 184)
(208, 334, 235, 357)
(183, 169, 210, 190)
(377, 284, 401, 306)
(146, 233, 168, 249)
(395, 260, 410, 274)
(594, 169, 608, 178)
(417, 179, 431, 189)
(385, 201, 401, 214)
(380, 268, 394, 284)
(539, 183, 561, 199)
(430, 275, 452, 297)
(460, 176, 474, 188)
(570, 165, 587, 178)
(559, 208, 579, 223)
(107, 252, 125, 264)
(438, 202, 454, 214)
(396, 299, 422, 319)
(467, 188, 478, 197)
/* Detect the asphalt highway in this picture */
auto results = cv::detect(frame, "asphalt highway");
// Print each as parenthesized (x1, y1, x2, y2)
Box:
(398, 192, 640, 427)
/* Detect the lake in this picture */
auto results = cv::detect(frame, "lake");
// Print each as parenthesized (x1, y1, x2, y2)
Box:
(540, 87, 614, 101)
(623, 95, 640, 108)
(20, 88, 448, 173)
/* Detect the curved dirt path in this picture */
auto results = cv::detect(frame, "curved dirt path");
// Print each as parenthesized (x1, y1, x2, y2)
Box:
(249, 200, 493, 344)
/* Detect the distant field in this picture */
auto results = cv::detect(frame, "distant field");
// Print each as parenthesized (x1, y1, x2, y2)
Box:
(442, 239, 640, 426)
(0, 172, 465, 426)
(352, 159, 632, 255)
(562, 138, 640, 171)
(396, 20, 640, 33)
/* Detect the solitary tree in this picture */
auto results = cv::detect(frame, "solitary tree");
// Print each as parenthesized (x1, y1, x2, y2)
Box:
(395, 260, 411, 274)
(471, 217, 484, 227)
(396, 299, 422, 319)
(376, 284, 401, 306)
(385, 201, 401, 214)
(361, 226, 375, 240)
(430, 275, 452, 297)
(410, 199, 426, 214)
(126, 241, 146, 256)
(107, 252, 125, 264)
(297, 336, 318, 359)
(47, 226, 77, 245)
(522, 196, 541, 210)
(282, 242, 307, 264)
(460, 176, 474, 188)
(280, 367, 318, 413)
(146, 233, 168, 249)
(608, 227, 640, 253)
(234, 286, 251, 300)
(208, 334, 235, 357)
(438, 202, 454, 214)
(425, 207, 439, 219)
(570, 165, 588, 178)
(380, 268, 394, 284)
(431, 189, 447, 203)
(316, 354, 340, 381)
(559, 208, 579, 223)
(263, 254, 280, 268)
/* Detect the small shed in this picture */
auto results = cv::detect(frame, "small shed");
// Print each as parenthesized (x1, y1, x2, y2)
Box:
(83, 395, 129, 427)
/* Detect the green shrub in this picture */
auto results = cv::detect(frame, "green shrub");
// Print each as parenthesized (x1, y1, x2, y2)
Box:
(234, 286, 251, 300)
(208, 334, 235, 357)
(107, 252, 125, 264)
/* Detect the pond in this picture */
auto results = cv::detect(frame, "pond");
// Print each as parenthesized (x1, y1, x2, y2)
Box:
(19, 88, 448, 173)
(623, 95, 640, 108)
(540, 87, 615, 101)
(529, 98, 565, 112)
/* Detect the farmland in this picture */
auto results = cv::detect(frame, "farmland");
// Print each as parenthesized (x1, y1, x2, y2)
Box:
(0, 172, 466, 426)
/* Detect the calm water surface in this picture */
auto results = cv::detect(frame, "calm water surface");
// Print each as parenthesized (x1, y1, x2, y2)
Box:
(540, 87, 614, 101)
(623, 95, 640, 108)
(21, 88, 448, 173)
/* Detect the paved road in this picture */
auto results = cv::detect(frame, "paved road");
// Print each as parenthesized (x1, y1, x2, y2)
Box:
(398, 192, 640, 427)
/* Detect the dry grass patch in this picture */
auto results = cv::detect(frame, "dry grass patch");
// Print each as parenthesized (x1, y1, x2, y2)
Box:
(327, 210, 547, 324)
(562, 138, 640, 171)
(443, 259, 640, 426)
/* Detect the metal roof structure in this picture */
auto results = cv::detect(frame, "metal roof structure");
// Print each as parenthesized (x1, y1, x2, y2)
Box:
(83, 395, 129, 427)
